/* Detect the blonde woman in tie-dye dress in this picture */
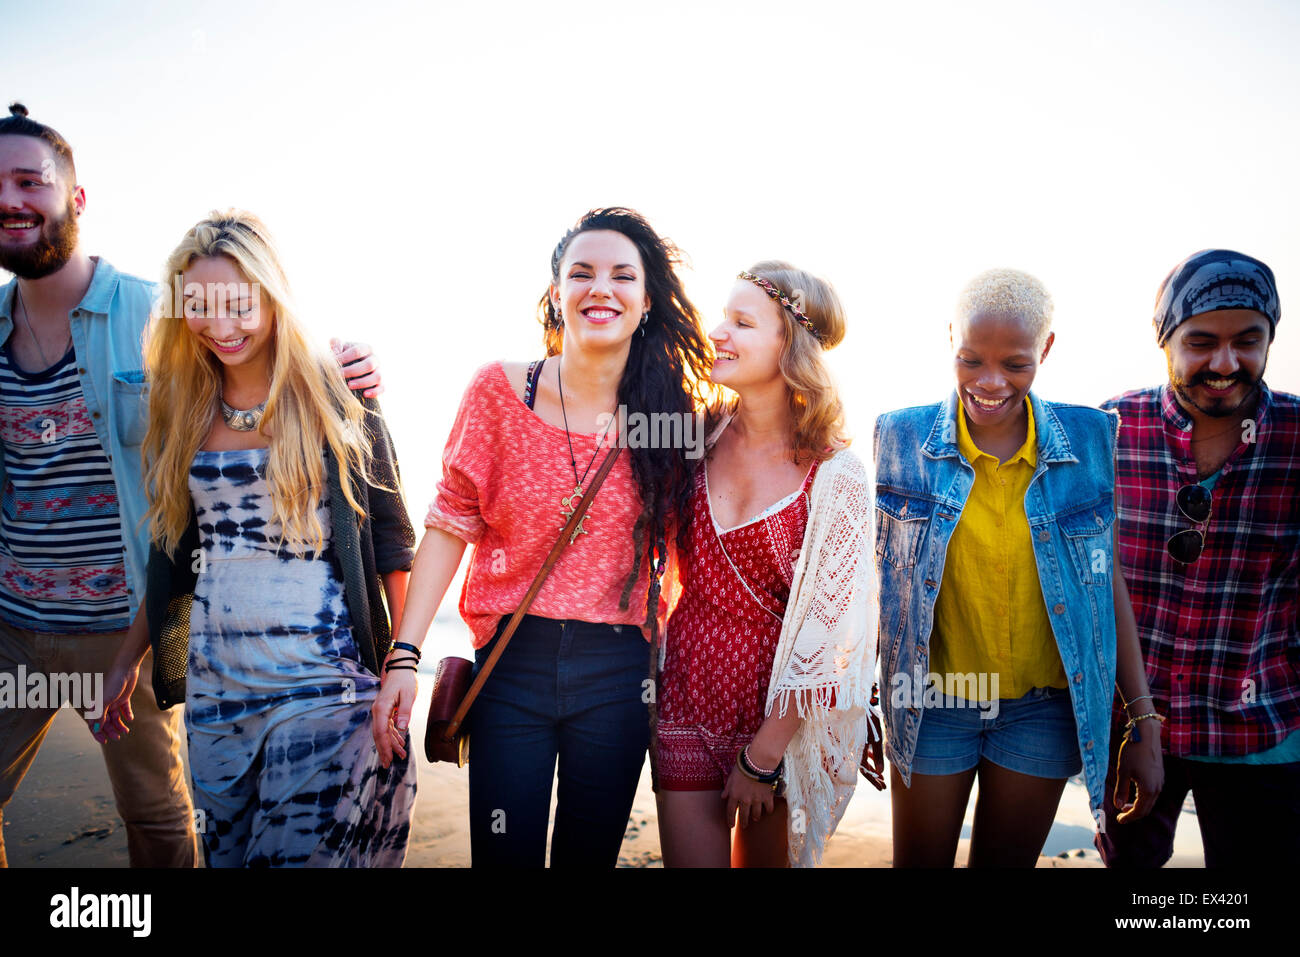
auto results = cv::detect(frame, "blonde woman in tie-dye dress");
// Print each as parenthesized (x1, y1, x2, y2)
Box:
(94, 211, 416, 867)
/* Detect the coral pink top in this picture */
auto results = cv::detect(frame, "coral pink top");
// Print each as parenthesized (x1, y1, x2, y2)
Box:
(424, 361, 653, 648)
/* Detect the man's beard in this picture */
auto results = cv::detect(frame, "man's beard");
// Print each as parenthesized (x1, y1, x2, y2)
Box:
(0, 196, 80, 280)
(1169, 362, 1266, 419)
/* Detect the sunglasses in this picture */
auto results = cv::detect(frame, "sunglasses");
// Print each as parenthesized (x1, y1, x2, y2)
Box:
(1166, 483, 1212, 564)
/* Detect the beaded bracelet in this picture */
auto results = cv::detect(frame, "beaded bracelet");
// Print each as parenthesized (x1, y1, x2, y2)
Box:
(742, 745, 780, 777)
(1123, 711, 1165, 744)
(736, 747, 782, 790)
(1124, 711, 1164, 731)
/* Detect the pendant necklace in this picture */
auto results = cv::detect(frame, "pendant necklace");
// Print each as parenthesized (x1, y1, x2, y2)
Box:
(557, 354, 616, 544)
(14, 285, 72, 370)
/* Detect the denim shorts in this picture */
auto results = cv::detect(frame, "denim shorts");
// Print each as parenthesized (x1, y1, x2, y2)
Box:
(910, 686, 1083, 779)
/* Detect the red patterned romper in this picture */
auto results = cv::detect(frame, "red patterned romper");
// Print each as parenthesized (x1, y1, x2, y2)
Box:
(656, 459, 818, 790)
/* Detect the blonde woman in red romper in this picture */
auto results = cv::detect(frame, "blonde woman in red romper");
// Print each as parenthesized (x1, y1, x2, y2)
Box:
(656, 262, 878, 867)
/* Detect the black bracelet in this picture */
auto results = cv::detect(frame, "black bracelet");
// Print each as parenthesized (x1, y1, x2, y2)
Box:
(390, 641, 422, 661)
(383, 664, 418, 673)
(383, 656, 420, 672)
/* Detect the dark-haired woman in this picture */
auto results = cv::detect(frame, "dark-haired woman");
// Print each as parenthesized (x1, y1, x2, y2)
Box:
(372, 208, 711, 867)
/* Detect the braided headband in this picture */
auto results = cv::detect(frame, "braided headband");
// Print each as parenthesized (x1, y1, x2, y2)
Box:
(737, 272, 823, 344)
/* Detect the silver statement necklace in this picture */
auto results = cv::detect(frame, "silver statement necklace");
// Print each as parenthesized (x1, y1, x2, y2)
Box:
(220, 391, 267, 432)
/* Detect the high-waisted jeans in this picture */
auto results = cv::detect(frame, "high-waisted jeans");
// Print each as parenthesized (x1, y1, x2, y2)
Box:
(467, 615, 650, 868)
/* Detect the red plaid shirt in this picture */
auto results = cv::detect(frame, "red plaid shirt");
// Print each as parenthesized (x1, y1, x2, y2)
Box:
(1102, 382, 1300, 757)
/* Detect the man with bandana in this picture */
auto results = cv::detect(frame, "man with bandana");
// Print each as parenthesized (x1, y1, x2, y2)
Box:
(1098, 249, 1299, 867)
(0, 104, 383, 867)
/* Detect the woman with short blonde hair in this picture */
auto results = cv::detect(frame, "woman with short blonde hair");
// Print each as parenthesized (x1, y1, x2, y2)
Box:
(874, 267, 1163, 867)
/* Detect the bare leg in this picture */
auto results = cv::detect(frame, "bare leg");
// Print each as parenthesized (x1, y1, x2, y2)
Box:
(732, 795, 788, 868)
(891, 764, 976, 867)
(657, 789, 731, 868)
(967, 758, 1066, 868)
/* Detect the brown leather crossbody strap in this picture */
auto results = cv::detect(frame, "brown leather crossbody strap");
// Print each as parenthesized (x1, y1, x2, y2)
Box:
(441, 442, 622, 741)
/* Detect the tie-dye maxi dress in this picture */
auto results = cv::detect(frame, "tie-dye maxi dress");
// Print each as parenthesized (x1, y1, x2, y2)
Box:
(183, 448, 416, 867)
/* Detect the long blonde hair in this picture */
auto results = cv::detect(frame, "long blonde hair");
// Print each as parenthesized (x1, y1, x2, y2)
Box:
(714, 260, 850, 463)
(143, 209, 370, 557)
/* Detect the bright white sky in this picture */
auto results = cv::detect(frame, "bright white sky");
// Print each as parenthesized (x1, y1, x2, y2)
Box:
(4, 0, 1298, 609)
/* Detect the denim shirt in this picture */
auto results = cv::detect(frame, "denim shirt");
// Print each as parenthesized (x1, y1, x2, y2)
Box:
(0, 258, 154, 621)
(873, 391, 1120, 819)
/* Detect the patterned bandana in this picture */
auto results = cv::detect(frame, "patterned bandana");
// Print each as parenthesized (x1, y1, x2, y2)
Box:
(1153, 248, 1280, 345)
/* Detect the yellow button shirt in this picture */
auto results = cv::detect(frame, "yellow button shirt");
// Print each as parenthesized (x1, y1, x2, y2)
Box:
(929, 399, 1067, 701)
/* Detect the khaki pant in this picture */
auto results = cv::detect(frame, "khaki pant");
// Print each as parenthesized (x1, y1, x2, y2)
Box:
(0, 621, 198, 867)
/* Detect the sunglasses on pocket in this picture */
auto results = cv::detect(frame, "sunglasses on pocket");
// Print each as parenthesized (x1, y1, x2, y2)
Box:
(1166, 483, 1212, 565)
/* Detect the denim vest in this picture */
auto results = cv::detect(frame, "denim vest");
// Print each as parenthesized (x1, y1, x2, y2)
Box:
(873, 391, 1120, 819)
(0, 259, 154, 620)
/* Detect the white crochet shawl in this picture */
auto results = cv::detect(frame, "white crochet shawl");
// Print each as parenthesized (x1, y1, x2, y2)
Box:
(765, 446, 879, 867)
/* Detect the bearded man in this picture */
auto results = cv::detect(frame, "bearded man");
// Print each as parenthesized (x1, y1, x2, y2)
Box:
(1098, 249, 1299, 867)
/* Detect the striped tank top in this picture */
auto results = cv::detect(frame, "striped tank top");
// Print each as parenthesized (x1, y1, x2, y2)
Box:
(0, 340, 130, 632)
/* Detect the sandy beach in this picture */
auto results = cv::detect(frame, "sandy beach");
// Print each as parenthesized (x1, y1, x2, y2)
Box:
(2, 659, 1206, 868)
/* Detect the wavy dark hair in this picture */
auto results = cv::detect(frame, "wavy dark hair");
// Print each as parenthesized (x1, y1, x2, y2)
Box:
(536, 207, 712, 621)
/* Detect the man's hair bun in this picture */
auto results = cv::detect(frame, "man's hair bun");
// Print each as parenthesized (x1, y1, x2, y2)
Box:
(0, 104, 77, 179)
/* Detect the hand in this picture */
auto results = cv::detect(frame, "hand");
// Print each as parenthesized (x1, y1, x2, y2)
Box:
(332, 338, 383, 398)
(1113, 722, 1165, 823)
(371, 654, 417, 768)
(722, 763, 777, 830)
(88, 659, 141, 744)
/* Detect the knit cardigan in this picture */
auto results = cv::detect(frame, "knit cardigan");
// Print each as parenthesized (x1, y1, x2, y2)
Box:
(147, 395, 416, 710)
(763, 447, 879, 867)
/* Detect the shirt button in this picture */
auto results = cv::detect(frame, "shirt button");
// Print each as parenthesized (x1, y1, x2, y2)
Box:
(994, 517, 1003, 527)
(1053, 603, 1065, 614)
(995, 564, 1006, 574)
(1073, 672, 1083, 683)
(78, 367, 87, 375)
(1038, 530, 1051, 542)
(1085, 740, 1094, 751)
(999, 478, 1007, 487)
(92, 411, 101, 419)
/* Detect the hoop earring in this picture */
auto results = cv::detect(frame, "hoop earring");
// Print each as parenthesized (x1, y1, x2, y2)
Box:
(640, 310, 649, 337)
